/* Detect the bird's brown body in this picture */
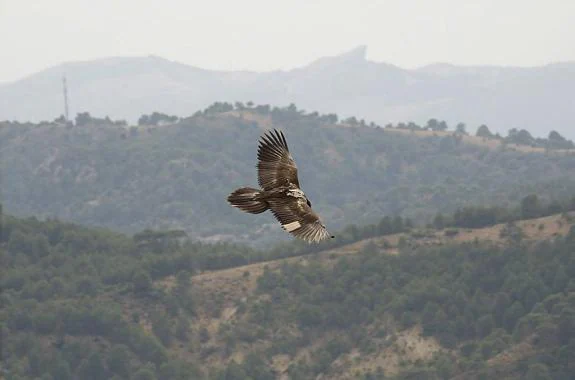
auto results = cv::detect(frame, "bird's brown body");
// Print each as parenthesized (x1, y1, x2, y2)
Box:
(227, 129, 333, 243)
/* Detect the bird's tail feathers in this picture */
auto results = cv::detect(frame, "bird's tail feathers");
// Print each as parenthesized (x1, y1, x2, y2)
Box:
(227, 187, 268, 214)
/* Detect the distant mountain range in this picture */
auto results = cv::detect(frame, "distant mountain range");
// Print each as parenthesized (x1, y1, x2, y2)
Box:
(2, 45, 574, 138)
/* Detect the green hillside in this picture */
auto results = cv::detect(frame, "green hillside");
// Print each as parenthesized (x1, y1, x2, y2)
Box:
(2, 195, 575, 379)
(2, 103, 575, 246)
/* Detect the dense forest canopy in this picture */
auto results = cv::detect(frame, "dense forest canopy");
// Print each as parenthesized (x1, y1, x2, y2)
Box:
(1, 193, 575, 379)
(2, 102, 575, 246)
(255, 227, 575, 379)
(3, 101, 575, 378)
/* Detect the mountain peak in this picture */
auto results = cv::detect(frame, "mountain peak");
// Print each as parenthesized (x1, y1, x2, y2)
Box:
(339, 45, 368, 61)
(306, 45, 368, 70)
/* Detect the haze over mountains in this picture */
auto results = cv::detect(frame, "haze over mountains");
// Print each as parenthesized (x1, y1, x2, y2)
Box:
(2, 45, 574, 139)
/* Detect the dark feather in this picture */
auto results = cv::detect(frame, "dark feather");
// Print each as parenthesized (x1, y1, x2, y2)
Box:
(267, 197, 330, 243)
(228, 129, 332, 243)
(257, 129, 300, 190)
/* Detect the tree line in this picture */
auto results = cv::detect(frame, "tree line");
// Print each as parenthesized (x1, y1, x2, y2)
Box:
(3, 100, 573, 152)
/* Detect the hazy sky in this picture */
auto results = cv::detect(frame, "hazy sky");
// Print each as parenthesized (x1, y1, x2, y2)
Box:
(1, 0, 575, 83)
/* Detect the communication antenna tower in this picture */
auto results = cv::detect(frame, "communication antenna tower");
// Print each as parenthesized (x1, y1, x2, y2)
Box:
(62, 75, 69, 122)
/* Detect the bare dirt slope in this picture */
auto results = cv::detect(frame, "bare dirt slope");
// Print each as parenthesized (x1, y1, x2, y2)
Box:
(184, 212, 573, 299)
(385, 127, 575, 155)
(154, 212, 574, 377)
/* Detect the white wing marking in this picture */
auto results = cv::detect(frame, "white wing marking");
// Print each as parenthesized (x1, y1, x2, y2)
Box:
(283, 221, 301, 232)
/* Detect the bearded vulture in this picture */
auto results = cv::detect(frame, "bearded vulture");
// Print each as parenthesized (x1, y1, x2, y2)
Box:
(227, 129, 333, 243)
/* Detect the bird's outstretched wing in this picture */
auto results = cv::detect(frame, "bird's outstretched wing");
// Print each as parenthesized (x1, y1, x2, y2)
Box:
(267, 197, 331, 243)
(257, 129, 300, 190)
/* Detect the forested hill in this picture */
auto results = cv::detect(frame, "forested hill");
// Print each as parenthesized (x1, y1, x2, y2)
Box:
(2, 103, 575, 246)
(2, 196, 575, 379)
(2, 47, 575, 139)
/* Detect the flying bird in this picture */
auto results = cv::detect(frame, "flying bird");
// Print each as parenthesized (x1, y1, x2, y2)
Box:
(227, 129, 334, 243)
